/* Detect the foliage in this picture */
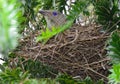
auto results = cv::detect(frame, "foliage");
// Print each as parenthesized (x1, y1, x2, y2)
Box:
(68, 0, 91, 20)
(94, 0, 120, 32)
(107, 31, 120, 83)
(17, 0, 41, 32)
(0, 0, 19, 58)
(56, 73, 79, 84)
(0, 67, 59, 84)
(20, 59, 58, 78)
(22, 79, 39, 84)
(56, 74, 104, 84)
(56, 0, 68, 14)
(0, 68, 104, 84)
(0, 0, 58, 83)
(38, 78, 58, 84)
(38, 0, 67, 14)
(0, 67, 57, 84)
(0, 67, 30, 84)
(4, 55, 58, 79)
(82, 77, 104, 84)
(108, 64, 120, 84)
(107, 31, 120, 63)
(38, 0, 53, 10)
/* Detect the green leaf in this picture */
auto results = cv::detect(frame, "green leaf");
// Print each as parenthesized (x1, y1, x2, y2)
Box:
(109, 64, 120, 84)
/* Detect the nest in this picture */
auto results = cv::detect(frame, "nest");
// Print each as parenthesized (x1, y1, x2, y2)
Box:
(15, 24, 111, 83)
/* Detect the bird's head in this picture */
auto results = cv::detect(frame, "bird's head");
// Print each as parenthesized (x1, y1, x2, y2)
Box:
(39, 10, 58, 17)
(39, 10, 66, 28)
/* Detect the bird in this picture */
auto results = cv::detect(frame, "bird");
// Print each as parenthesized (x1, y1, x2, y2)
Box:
(39, 10, 67, 29)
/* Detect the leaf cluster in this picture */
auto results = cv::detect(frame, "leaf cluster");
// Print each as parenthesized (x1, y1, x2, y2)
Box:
(109, 64, 120, 84)
(107, 31, 120, 63)
(56, 74, 104, 84)
(107, 31, 120, 83)
(94, 0, 120, 32)
(0, 0, 20, 58)
(0, 67, 29, 84)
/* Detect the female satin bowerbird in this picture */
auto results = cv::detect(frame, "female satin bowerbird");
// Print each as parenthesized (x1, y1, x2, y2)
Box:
(39, 10, 67, 29)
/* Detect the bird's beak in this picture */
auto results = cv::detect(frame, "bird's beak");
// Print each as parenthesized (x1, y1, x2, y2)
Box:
(39, 10, 46, 15)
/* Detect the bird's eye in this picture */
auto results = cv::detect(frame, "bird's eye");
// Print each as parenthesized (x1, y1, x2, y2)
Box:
(53, 12, 57, 16)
